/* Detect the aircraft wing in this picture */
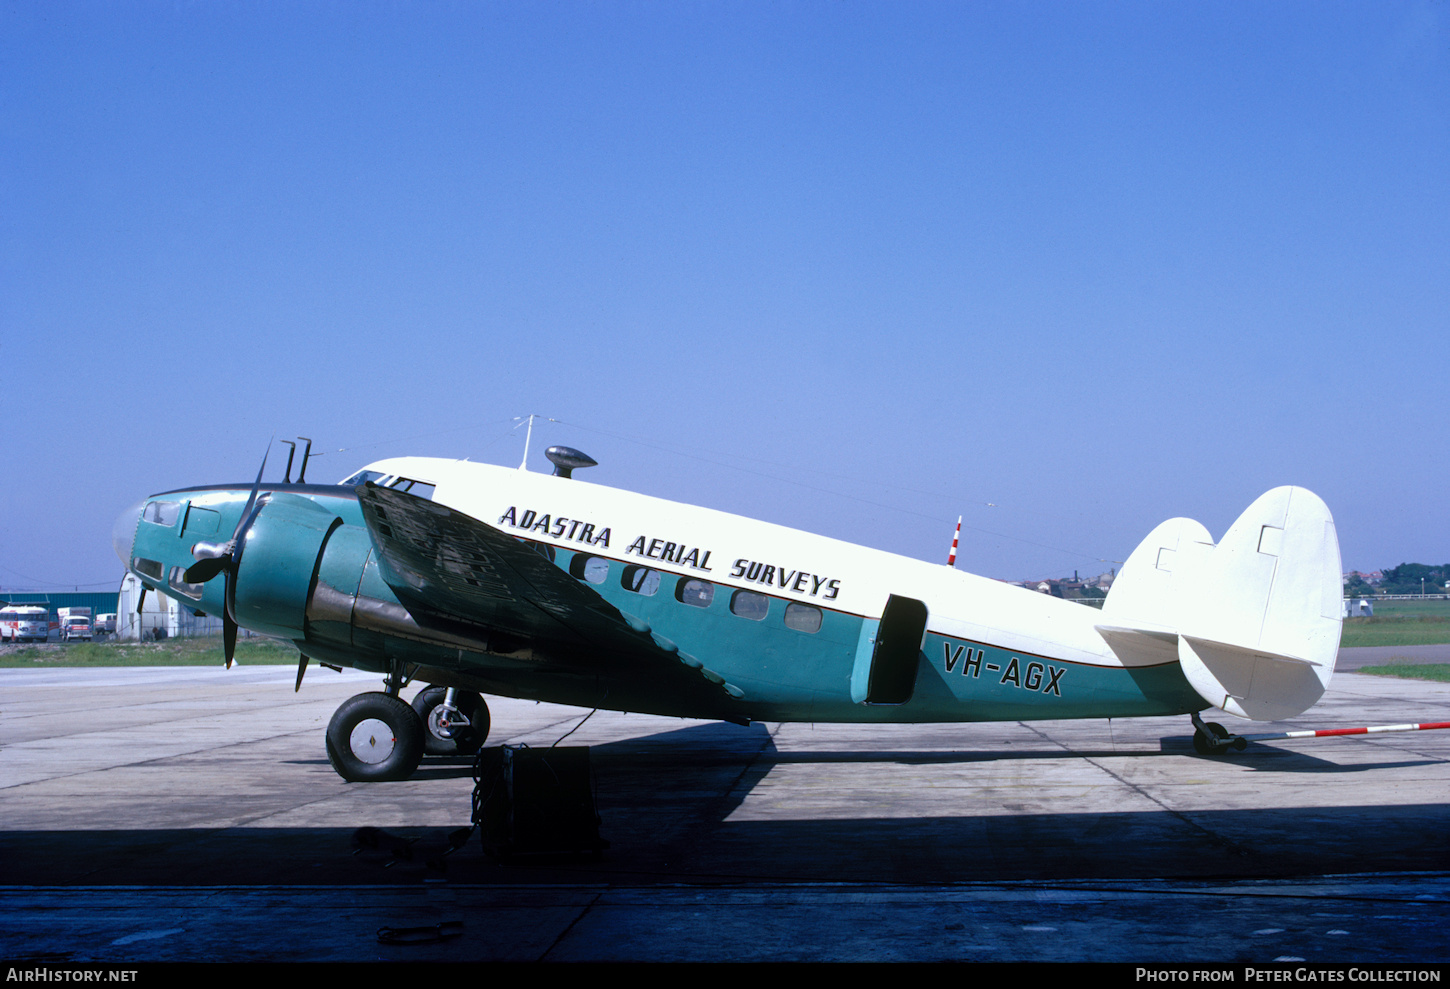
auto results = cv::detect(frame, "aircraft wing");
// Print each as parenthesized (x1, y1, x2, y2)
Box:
(354, 483, 743, 704)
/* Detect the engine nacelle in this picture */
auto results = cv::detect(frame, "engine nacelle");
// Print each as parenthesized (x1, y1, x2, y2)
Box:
(232, 494, 341, 640)
(232, 492, 500, 662)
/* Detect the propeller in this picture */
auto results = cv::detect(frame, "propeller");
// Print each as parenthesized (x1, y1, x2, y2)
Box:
(182, 443, 271, 667)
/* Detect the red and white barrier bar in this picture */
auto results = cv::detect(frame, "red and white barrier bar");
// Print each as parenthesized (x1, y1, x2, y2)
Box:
(1238, 721, 1450, 743)
(947, 516, 961, 567)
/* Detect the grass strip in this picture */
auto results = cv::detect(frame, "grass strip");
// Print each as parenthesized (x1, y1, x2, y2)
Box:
(1357, 664, 1450, 683)
(0, 636, 297, 668)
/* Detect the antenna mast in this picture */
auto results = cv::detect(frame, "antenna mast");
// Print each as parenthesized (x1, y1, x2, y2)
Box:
(518, 414, 536, 470)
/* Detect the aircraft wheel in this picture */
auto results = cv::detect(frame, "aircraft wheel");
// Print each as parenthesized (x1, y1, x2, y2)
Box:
(1193, 721, 1231, 756)
(411, 686, 489, 756)
(325, 692, 425, 782)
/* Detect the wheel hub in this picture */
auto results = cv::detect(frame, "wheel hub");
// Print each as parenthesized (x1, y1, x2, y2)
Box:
(350, 718, 397, 764)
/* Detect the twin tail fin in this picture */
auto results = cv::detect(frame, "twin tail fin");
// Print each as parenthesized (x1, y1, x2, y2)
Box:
(1099, 487, 1342, 721)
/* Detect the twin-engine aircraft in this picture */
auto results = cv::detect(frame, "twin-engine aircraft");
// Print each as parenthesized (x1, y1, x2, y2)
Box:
(112, 443, 1343, 781)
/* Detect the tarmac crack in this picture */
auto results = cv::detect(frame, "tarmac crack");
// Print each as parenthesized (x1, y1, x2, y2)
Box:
(1017, 720, 1261, 862)
(536, 888, 606, 961)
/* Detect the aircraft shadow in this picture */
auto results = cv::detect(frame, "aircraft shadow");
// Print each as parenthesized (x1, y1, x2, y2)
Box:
(5, 720, 1446, 888)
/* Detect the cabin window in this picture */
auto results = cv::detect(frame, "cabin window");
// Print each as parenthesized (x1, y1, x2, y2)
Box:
(168, 566, 205, 600)
(141, 501, 181, 527)
(621, 566, 661, 596)
(784, 602, 823, 633)
(569, 555, 609, 585)
(132, 557, 164, 581)
(341, 470, 388, 486)
(676, 578, 714, 608)
(730, 590, 769, 621)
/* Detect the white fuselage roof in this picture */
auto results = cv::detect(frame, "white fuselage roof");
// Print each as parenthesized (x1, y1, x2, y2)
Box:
(359, 457, 1128, 670)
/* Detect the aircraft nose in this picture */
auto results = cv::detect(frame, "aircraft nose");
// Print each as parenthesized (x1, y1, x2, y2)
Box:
(112, 498, 146, 568)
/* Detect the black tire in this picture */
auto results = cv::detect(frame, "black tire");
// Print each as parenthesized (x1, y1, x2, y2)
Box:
(1193, 721, 1231, 756)
(325, 692, 425, 782)
(411, 686, 489, 756)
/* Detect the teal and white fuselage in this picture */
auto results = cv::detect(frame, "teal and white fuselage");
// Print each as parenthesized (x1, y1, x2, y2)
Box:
(115, 451, 1342, 780)
(392, 457, 1204, 723)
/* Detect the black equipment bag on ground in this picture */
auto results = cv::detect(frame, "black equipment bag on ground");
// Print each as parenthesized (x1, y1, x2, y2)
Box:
(473, 745, 606, 860)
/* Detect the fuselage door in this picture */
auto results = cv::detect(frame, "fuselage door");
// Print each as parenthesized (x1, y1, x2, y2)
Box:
(851, 594, 927, 705)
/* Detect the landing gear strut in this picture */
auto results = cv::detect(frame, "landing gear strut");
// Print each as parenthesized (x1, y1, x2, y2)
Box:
(1191, 711, 1247, 755)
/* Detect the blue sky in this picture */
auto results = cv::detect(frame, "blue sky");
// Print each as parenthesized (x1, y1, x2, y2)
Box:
(2, 1, 1446, 591)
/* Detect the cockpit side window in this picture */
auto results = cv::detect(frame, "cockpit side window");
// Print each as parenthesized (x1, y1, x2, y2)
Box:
(387, 478, 436, 500)
(141, 501, 181, 527)
(340, 471, 436, 500)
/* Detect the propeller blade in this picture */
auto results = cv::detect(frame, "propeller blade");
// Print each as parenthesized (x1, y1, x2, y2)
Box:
(229, 442, 272, 546)
(295, 653, 309, 692)
(183, 556, 230, 584)
(136, 585, 147, 615)
(223, 611, 238, 669)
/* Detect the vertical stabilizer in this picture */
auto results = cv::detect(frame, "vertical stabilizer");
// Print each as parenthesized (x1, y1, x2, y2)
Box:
(1100, 517, 1215, 635)
(1099, 487, 1342, 721)
(1176, 487, 1341, 720)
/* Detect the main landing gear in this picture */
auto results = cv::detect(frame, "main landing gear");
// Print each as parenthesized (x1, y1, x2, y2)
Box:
(324, 664, 491, 782)
(1191, 711, 1247, 756)
(325, 692, 425, 782)
(412, 685, 489, 756)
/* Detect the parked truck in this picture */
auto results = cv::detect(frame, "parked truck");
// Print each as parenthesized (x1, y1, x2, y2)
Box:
(58, 607, 92, 642)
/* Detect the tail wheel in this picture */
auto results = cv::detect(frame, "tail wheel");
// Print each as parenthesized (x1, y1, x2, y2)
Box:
(411, 686, 489, 756)
(1193, 720, 1232, 755)
(325, 692, 425, 782)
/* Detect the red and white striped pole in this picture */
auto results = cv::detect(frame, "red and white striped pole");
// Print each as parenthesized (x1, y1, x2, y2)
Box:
(1239, 720, 1450, 743)
(947, 516, 961, 567)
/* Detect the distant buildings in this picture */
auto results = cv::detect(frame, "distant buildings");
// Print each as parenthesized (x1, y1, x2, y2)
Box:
(1015, 569, 1114, 603)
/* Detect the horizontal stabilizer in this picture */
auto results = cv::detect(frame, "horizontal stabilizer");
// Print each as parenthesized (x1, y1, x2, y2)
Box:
(1179, 636, 1328, 720)
(1181, 636, 1324, 669)
(1094, 625, 1178, 666)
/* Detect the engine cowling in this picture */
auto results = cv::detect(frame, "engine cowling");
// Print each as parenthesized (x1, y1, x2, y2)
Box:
(233, 491, 495, 664)
(231, 494, 342, 640)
